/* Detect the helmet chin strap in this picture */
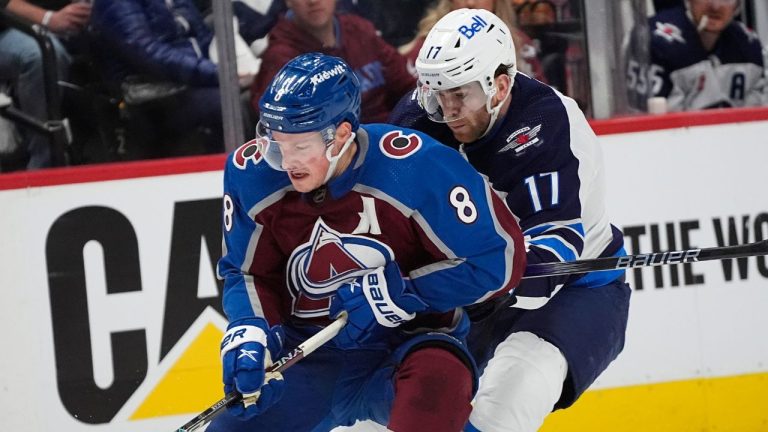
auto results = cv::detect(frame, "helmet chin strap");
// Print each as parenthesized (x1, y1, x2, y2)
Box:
(323, 132, 356, 183)
(479, 83, 511, 140)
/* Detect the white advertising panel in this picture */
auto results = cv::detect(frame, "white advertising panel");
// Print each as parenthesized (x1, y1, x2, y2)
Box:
(0, 171, 227, 430)
(597, 123, 768, 388)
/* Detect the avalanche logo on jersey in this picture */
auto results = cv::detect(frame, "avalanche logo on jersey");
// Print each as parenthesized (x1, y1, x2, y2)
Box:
(654, 21, 685, 44)
(286, 218, 395, 316)
(233, 138, 263, 170)
(379, 130, 422, 159)
(499, 124, 543, 156)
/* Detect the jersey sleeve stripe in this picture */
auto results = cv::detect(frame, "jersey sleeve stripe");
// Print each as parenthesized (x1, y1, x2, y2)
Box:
(246, 186, 293, 219)
(409, 257, 466, 278)
(529, 236, 578, 262)
(486, 178, 526, 295)
(524, 220, 585, 239)
(244, 275, 266, 319)
(242, 224, 263, 273)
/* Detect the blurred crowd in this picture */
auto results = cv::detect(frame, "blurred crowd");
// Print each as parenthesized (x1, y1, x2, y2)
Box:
(0, 0, 765, 172)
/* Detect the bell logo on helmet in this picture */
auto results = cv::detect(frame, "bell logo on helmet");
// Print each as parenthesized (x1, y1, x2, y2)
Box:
(458, 15, 488, 40)
(310, 64, 347, 86)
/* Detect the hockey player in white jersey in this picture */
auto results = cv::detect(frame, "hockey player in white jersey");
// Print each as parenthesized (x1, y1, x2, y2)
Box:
(648, 0, 766, 110)
(389, 8, 632, 431)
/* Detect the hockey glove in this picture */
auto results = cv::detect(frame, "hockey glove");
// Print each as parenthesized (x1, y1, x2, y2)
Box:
(329, 261, 428, 349)
(220, 318, 285, 419)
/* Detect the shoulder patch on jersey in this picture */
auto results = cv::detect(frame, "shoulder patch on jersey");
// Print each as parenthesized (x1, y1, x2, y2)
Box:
(233, 138, 264, 170)
(737, 22, 760, 43)
(499, 124, 543, 156)
(653, 22, 685, 44)
(379, 130, 423, 159)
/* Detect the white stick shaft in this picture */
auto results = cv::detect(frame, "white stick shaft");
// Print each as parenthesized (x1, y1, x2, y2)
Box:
(298, 313, 348, 356)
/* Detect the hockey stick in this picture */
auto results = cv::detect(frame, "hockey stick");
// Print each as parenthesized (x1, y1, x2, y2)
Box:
(174, 241, 768, 431)
(522, 239, 768, 279)
(174, 313, 348, 432)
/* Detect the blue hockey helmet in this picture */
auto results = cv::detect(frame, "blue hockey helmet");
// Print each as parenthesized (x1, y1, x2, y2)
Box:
(258, 53, 362, 134)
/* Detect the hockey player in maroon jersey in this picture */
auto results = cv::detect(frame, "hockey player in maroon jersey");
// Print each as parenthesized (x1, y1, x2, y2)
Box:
(207, 52, 525, 431)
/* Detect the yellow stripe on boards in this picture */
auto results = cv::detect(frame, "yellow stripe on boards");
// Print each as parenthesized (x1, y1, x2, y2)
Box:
(131, 323, 223, 419)
(540, 372, 768, 432)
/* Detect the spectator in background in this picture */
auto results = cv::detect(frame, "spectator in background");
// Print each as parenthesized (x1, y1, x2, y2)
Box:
(515, 0, 556, 26)
(0, 0, 90, 169)
(251, 0, 415, 123)
(192, 0, 286, 47)
(89, 0, 226, 157)
(653, 0, 684, 12)
(337, 0, 434, 47)
(229, 0, 433, 50)
(399, 0, 544, 82)
(649, 0, 766, 111)
(231, 0, 287, 47)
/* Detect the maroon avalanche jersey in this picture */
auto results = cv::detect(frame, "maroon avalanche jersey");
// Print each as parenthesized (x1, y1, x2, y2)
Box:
(219, 125, 525, 330)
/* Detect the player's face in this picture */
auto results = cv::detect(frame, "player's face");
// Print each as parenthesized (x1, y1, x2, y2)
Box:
(286, 0, 336, 30)
(690, 0, 738, 33)
(262, 129, 332, 192)
(445, 105, 491, 143)
(450, 0, 495, 12)
(419, 81, 489, 124)
(439, 75, 510, 144)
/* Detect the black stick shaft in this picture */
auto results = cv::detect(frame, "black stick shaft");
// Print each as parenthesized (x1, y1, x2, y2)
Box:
(522, 240, 768, 279)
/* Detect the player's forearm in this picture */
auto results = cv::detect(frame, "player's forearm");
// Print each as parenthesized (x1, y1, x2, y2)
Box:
(410, 250, 525, 312)
(512, 246, 574, 299)
(221, 275, 284, 325)
(6, 0, 47, 24)
(526, 231, 583, 263)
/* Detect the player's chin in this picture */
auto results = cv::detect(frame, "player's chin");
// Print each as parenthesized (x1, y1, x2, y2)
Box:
(289, 174, 320, 192)
(291, 182, 317, 193)
(449, 127, 478, 143)
(447, 122, 465, 134)
(706, 21, 728, 32)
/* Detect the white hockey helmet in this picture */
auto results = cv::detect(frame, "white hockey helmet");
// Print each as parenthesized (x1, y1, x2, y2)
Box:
(415, 8, 517, 124)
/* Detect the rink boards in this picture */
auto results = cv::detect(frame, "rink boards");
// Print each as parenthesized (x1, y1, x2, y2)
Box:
(0, 108, 766, 431)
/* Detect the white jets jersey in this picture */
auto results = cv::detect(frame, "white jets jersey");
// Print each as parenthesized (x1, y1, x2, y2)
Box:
(649, 6, 766, 111)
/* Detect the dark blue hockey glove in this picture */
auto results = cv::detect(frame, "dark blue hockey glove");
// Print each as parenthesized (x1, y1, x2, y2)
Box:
(220, 318, 285, 419)
(329, 261, 428, 349)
